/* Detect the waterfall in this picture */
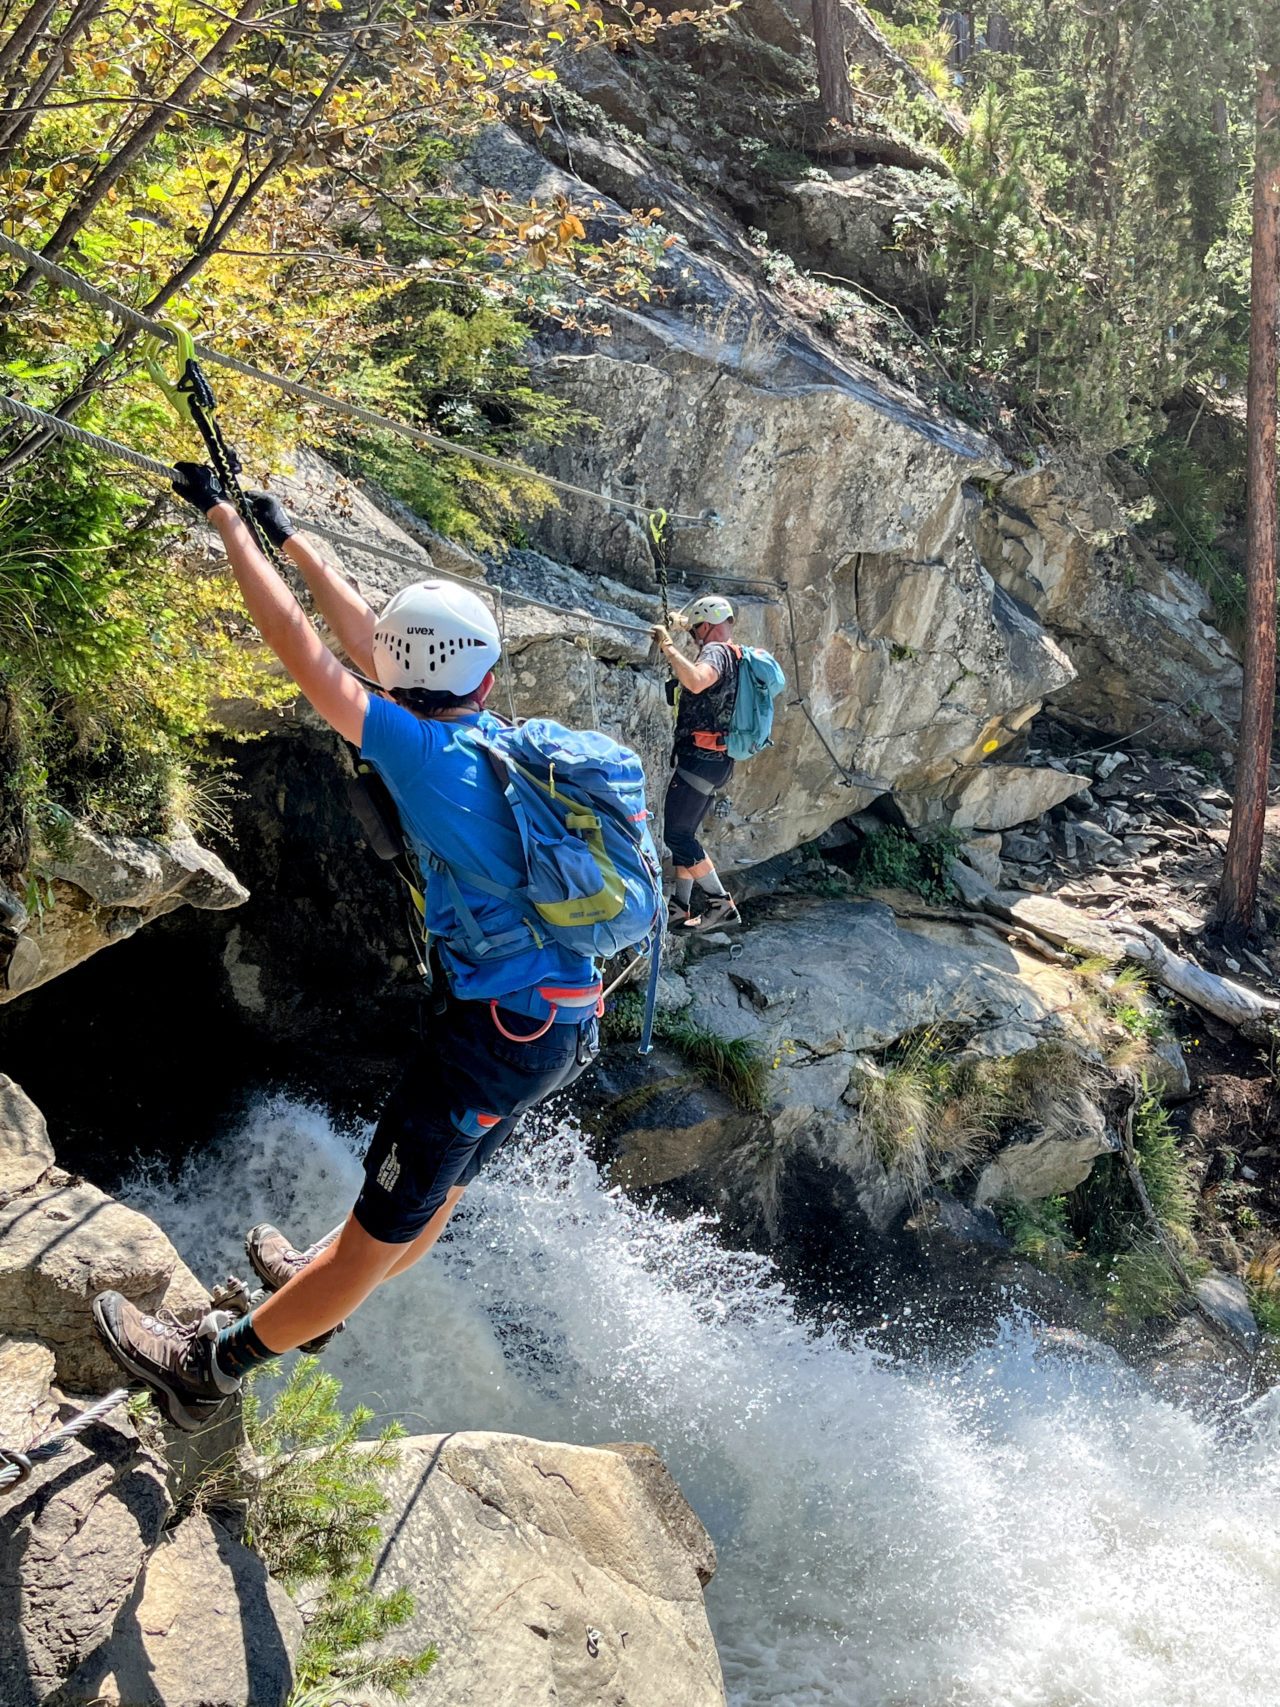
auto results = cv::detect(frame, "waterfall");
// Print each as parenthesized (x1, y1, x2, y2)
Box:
(125, 1095, 1280, 1707)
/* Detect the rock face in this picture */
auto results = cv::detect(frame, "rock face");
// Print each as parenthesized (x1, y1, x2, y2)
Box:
(0, 1170, 208, 1392)
(0, 1084, 292, 1707)
(751, 164, 951, 313)
(0, 1334, 58, 1466)
(0, 1400, 170, 1707)
(363, 1431, 726, 1707)
(898, 762, 1090, 832)
(56, 1514, 304, 1707)
(0, 1074, 212, 1391)
(1194, 1270, 1260, 1357)
(0, 822, 247, 1005)
(598, 896, 1113, 1240)
(0, 1071, 56, 1191)
(973, 1089, 1115, 1205)
(976, 461, 1242, 750)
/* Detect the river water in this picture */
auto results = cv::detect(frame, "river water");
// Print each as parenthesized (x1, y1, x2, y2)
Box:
(124, 1093, 1280, 1707)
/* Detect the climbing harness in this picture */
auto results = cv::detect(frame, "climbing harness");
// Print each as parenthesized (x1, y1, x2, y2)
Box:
(142, 319, 286, 571)
(0, 1388, 131, 1494)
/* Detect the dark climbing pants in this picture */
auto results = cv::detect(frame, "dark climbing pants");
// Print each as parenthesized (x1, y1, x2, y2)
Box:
(354, 997, 599, 1243)
(662, 750, 734, 868)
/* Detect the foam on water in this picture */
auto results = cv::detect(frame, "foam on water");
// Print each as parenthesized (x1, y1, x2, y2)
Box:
(124, 1095, 1280, 1707)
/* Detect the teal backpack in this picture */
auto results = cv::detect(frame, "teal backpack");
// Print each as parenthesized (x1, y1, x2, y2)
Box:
(426, 718, 664, 968)
(727, 646, 787, 760)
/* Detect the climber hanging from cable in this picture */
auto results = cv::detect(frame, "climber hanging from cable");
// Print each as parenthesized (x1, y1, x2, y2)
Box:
(92, 463, 662, 1430)
(651, 594, 786, 931)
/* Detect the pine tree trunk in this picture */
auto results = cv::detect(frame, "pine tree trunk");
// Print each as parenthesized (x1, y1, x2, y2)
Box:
(812, 0, 855, 125)
(1216, 61, 1280, 932)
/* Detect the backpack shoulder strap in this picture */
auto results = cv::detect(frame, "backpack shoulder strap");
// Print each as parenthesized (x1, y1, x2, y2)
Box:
(423, 851, 543, 959)
(417, 725, 542, 962)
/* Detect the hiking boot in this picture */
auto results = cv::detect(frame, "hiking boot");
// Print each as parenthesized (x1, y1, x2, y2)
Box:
(666, 896, 692, 929)
(245, 1222, 344, 1353)
(93, 1292, 238, 1433)
(682, 893, 741, 931)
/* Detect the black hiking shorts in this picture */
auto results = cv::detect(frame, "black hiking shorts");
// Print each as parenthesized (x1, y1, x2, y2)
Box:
(663, 750, 734, 868)
(353, 997, 599, 1243)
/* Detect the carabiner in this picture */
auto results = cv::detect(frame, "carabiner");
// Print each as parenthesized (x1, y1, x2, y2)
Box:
(142, 319, 216, 424)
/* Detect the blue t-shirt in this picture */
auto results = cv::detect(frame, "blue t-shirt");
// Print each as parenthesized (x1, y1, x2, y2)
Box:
(361, 694, 597, 1022)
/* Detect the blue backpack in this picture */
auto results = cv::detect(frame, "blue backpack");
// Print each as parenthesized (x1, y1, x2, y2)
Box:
(727, 646, 787, 760)
(427, 719, 663, 970)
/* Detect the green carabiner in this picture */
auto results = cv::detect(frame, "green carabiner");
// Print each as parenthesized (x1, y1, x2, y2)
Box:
(142, 319, 214, 426)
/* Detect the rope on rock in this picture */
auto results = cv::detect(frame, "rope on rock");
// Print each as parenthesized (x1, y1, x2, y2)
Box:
(0, 395, 877, 798)
(0, 230, 716, 532)
(0, 393, 658, 642)
(0, 1387, 131, 1493)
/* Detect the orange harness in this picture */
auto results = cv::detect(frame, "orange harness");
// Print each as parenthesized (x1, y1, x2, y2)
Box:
(489, 980, 605, 1043)
(682, 643, 740, 754)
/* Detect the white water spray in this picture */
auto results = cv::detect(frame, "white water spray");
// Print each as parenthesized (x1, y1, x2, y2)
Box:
(125, 1096, 1280, 1707)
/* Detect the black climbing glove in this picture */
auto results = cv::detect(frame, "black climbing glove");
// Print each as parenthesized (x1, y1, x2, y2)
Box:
(245, 488, 296, 551)
(172, 461, 228, 517)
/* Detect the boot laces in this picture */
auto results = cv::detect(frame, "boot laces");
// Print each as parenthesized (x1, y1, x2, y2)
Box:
(134, 1305, 202, 1343)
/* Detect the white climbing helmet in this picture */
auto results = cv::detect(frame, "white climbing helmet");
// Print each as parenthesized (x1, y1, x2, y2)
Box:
(677, 594, 734, 630)
(372, 580, 501, 695)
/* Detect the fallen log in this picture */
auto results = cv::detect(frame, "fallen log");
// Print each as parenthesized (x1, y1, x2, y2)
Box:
(948, 862, 1280, 1038)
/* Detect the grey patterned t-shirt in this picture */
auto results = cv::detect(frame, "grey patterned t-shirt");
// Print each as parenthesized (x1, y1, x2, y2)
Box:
(674, 641, 739, 750)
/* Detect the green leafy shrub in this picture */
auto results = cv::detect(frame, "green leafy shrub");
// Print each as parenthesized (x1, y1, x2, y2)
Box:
(1061, 1076, 1201, 1321)
(332, 282, 592, 551)
(1132, 1078, 1195, 1237)
(1102, 1242, 1187, 1323)
(996, 1193, 1075, 1273)
(847, 824, 963, 904)
(853, 1022, 1005, 1199)
(1246, 1245, 1280, 1340)
(1134, 437, 1245, 631)
(241, 1359, 436, 1704)
(0, 442, 291, 849)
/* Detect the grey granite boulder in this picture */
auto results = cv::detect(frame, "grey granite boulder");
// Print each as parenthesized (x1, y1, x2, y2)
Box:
(55, 1513, 302, 1707)
(362, 1430, 725, 1706)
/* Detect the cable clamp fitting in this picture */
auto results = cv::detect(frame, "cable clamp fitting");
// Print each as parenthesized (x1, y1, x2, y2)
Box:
(0, 1446, 34, 1488)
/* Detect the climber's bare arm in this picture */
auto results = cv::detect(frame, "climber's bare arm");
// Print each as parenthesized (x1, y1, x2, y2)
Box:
(210, 503, 368, 746)
(284, 532, 378, 680)
(651, 626, 719, 693)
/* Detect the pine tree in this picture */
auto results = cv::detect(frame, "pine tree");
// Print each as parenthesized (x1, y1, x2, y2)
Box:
(1216, 47, 1280, 931)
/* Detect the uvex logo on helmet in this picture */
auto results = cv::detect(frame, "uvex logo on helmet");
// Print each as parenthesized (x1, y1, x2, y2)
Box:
(372, 580, 501, 694)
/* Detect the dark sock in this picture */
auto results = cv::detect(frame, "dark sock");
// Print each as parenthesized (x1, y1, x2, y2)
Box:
(213, 1313, 278, 1381)
(674, 876, 694, 907)
(699, 870, 727, 898)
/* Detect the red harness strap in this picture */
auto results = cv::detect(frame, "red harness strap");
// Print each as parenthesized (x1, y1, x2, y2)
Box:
(489, 980, 604, 1043)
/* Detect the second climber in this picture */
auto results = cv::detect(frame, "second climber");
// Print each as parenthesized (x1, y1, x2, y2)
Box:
(651, 594, 742, 931)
